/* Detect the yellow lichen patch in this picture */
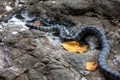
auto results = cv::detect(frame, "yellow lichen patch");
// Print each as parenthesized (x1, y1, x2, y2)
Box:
(85, 62, 98, 71)
(33, 21, 41, 26)
(62, 41, 88, 53)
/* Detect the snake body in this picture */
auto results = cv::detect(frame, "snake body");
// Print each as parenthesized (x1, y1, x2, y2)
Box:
(25, 22, 120, 80)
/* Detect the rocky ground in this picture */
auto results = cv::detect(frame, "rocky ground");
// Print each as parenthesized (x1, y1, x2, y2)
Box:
(0, 0, 120, 80)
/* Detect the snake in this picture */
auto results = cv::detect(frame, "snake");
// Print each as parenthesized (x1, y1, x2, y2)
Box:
(25, 22, 120, 80)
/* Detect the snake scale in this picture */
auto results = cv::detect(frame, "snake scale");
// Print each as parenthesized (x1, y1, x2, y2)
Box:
(25, 22, 120, 80)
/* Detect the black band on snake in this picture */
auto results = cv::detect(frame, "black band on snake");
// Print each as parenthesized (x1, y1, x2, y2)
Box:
(25, 22, 120, 80)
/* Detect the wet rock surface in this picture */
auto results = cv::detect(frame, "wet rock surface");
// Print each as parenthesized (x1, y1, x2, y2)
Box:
(0, 0, 120, 80)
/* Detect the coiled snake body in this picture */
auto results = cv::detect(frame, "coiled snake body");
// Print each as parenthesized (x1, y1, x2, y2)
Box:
(25, 22, 120, 80)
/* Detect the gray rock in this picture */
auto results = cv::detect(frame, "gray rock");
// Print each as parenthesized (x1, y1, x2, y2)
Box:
(0, 35, 3, 42)
(0, 67, 27, 80)
(91, 0, 120, 18)
(63, 52, 87, 70)
(30, 29, 45, 37)
(14, 38, 36, 51)
(63, 50, 99, 73)
(63, 0, 91, 14)
(50, 69, 80, 80)
(20, 30, 33, 38)
(28, 2, 47, 15)
(29, 39, 40, 47)
(76, 16, 102, 26)
(42, 56, 81, 80)
(7, 48, 23, 59)
(5, 24, 29, 33)
(15, 74, 29, 80)
(33, 62, 46, 72)
(44, 0, 65, 10)
(28, 69, 47, 80)
(31, 49, 44, 58)
(81, 77, 87, 80)
(2, 32, 23, 44)
(15, 54, 37, 69)
(1, 0, 120, 80)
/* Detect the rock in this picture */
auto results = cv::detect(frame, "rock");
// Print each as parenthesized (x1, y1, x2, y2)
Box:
(45, 33, 61, 44)
(50, 69, 80, 80)
(25, 45, 36, 51)
(31, 49, 44, 58)
(26, 0, 75, 26)
(29, 39, 40, 47)
(44, 0, 65, 10)
(43, 0, 120, 18)
(14, 38, 37, 51)
(28, 69, 47, 80)
(7, 48, 23, 59)
(63, 50, 99, 72)
(0, 67, 27, 80)
(15, 54, 37, 69)
(63, 52, 87, 70)
(63, 0, 92, 14)
(2, 32, 23, 45)
(41, 56, 51, 64)
(81, 77, 87, 80)
(33, 62, 46, 72)
(19, 30, 33, 38)
(28, 2, 47, 15)
(1, 0, 120, 80)
(42, 56, 81, 80)
(15, 74, 29, 80)
(0, 35, 3, 42)
(43, 0, 69, 14)
(91, 0, 120, 18)
(0, 77, 5, 80)
(30, 29, 45, 37)
(0, 46, 5, 75)
(5, 23, 29, 32)
(76, 16, 102, 26)
(107, 28, 120, 52)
